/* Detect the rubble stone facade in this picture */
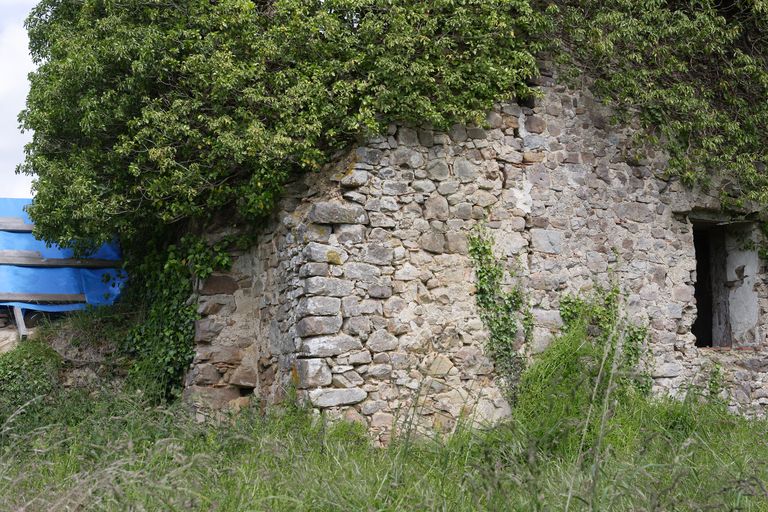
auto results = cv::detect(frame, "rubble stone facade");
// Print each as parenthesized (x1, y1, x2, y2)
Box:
(185, 77, 768, 441)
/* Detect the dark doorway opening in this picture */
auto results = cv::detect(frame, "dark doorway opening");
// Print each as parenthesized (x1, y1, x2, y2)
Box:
(692, 227, 712, 347)
(692, 224, 731, 347)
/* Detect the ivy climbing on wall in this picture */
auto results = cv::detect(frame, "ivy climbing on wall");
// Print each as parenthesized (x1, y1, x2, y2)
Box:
(21, 0, 545, 255)
(18, 1, 547, 401)
(17, 0, 768, 404)
(468, 226, 533, 401)
(121, 237, 231, 401)
(468, 223, 655, 437)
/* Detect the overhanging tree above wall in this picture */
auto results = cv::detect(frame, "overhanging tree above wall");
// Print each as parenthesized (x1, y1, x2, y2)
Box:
(20, 0, 544, 255)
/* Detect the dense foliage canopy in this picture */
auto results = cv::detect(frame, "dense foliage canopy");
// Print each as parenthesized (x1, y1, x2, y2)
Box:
(553, 0, 768, 206)
(20, 0, 543, 252)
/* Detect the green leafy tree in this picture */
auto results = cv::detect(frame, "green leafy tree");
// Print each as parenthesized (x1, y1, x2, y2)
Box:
(550, 0, 768, 206)
(20, 0, 543, 253)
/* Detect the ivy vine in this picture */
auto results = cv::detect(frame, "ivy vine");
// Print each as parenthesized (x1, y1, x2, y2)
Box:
(549, 0, 768, 209)
(468, 226, 532, 402)
(121, 236, 231, 401)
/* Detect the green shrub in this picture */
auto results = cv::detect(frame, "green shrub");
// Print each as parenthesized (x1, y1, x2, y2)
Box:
(0, 341, 61, 421)
(514, 287, 650, 458)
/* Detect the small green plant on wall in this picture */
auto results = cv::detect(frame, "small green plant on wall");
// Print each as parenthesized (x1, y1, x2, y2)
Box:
(468, 225, 532, 402)
(707, 362, 726, 403)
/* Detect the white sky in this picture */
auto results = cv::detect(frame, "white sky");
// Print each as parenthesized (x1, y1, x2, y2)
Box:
(0, 0, 37, 198)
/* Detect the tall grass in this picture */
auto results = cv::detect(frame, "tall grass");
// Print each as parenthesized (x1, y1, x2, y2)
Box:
(1, 301, 767, 510)
(1, 389, 767, 511)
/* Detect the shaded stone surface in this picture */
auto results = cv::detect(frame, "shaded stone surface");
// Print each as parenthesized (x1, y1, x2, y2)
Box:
(304, 277, 355, 296)
(200, 274, 239, 295)
(297, 297, 341, 317)
(309, 201, 368, 225)
(296, 315, 343, 337)
(367, 330, 398, 352)
(296, 359, 332, 388)
(530, 229, 564, 254)
(194, 318, 224, 343)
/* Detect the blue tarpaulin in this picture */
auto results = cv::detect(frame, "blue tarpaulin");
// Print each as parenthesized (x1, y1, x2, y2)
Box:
(0, 198, 125, 313)
(0, 231, 120, 260)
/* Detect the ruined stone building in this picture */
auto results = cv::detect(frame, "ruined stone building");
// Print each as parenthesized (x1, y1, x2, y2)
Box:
(185, 74, 768, 442)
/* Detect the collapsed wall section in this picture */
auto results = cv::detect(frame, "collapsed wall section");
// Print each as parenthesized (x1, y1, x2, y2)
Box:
(186, 79, 768, 437)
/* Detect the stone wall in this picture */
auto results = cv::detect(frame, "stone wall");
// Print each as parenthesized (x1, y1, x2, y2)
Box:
(185, 76, 768, 440)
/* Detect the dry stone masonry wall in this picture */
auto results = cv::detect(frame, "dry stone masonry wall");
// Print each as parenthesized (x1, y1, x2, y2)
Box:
(186, 76, 768, 441)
